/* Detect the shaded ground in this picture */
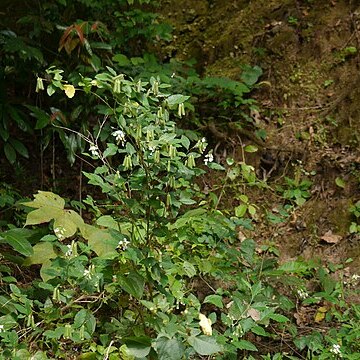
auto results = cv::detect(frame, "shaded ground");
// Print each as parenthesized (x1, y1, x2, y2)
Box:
(158, 0, 360, 269)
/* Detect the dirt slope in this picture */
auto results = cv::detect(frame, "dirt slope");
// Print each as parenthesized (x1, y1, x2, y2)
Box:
(158, 0, 360, 268)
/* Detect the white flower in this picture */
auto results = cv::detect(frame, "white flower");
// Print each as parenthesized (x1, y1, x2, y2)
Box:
(0, 325, 4, 332)
(54, 227, 65, 240)
(351, 274, 360, 281)
(65, 244, 72, 258)
(117, 238, 130, 251)
(330, 344, 342, 357)
(112, 129, 126, 146)
(83, 269, 91, 279)
(201, 137, 206, 143)
(297, 289, 309, 300)
(199, 313, 212, 336)
(89, 144, 99, 158)
(204, 152, 214, 165)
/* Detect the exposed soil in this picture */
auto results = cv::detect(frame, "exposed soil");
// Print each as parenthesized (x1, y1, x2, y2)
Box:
(158, 0, 360, 269)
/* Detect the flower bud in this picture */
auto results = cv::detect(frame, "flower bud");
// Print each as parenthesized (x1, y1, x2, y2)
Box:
(64, 324, 72, 339)
(154, 149, 160, 163)
(36, 77, 44, 92)
(113, 78, 121, 93)
(52, 286, 61, 302)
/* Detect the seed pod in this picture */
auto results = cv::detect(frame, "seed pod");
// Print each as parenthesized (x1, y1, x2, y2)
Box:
(70, 240, 78, 257)
(152, 80, 159, 95)
(64, 324, 72, 339)
(168, 144, 176, 159)
(36, 77, 44, 92)
(137, 80, 142, 92)
(167, 160, 171, 172)
(186, 154, 195, 168)
(123, 155, 132, 170)
(168, 176, 175, 188)
(166, 193, 171, 207)
(113, 78, 121, 93)
(154, 149, 160, 163)
(27, 314, 35, 327)
(52, 286, 60, 302)
(135, 124, 142, 141)
(79, 325, 85, 340)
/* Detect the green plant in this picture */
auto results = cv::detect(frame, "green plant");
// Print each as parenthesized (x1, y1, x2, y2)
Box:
(349, 200, 360, 234)
(277, 177, 312, 207)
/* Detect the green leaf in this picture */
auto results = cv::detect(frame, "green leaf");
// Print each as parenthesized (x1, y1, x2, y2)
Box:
(232, 339, 258, 351)
(9, 138, 29, 158)
(74, 309, 96, 335)
(82, 226, 119, 258)
(156, 337, 184, 360)
(335, 177, 345, 189)
(166, 94, 190, 107)
(268, 314, 290, 323)
(96, 215, 119, 231)
(25, 105, 50, 129)
(235, 204, 247, 218)
(182, 261, 196, 277)
(25, 207, 63, 226)
(53, 210, 84, 239)
(126, 337, 151, 358)
(4, 143, 16, 164)
(23, 191, 65, 209)
(119, 272, 145, 299)
(3, 228, 33, 256)
(240, 65, 263, 86)
(187, 336, 221, 356)
(204, 294, 223, 309)
(103, 143, 118, 158)
(23, 242, 57, 265)
(244, 145, 258, 153)
(113, 54, 131, 66)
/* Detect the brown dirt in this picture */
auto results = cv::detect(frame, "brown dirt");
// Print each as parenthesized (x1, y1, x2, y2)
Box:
(158, 0, 360, 269)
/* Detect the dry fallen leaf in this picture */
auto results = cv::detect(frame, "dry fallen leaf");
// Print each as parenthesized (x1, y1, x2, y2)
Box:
(247, 308, 261, 321)
(321, 230, 342, 244)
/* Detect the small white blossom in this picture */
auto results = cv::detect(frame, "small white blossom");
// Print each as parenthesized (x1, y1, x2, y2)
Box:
(330, 344, 342, 357)
(201, 137, 206, 143)
(0, 325, 4, 332)
(117, 238, 130, 251)
(65, 244, 72, 258)
(297, 289, 309, 300)
(351, 274, 360, 281)
(112, 129, 126, 146)
(54, 227, 65, 240)
(204, 152, 214, 165)
(89, 144, 99, 158)
(83, 269, 91, 279)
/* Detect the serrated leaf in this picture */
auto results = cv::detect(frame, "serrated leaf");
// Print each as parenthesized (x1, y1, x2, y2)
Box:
(23, 242, 57, 265)
(155, 337, 184, 360)
(268, 313, 290, 323)
(204, 294, 223, 309)
(3, 228, 33, 256)
(187, 335, 221, 356)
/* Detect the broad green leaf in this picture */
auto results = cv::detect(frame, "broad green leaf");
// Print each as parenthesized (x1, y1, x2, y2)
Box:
(235, 204, 247, 218)
(23, 242, 57, 265)
(204, 294, 223, 309)
(232, 339, 258, 351)
(74, 309, 96, 335)
(155, 337, 184, 360)
(83, 226, 119, 258)
(240, 65, 263, 86)
(25, 105, 50, 129)
(182, 261, 196, 277)
(96, 215, 119, 231)
(4, 143, 16, 164)
(103, 143, 118, 158)
(187, 335, 221, 356)
(166, 94, 190, 107)
(113, 54, 131, 66)
(53, 210, 84, 239)
(25, 207, 63, 226)
(23, 191, 65, 209)
(126, 337, 151, 358)
(119, 272, 145, 299)
(3, 228, 33, 256)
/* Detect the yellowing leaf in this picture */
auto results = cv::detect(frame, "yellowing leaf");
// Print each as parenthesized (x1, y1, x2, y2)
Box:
(23, 191, 65, 209)
(314, 306, 328, 323)
(25, 207, 63, 226)
(247, 308, 261, 321)
(23, 242, 57, 266)
(199, 313, 212, 336)
(63, 84, 76, 98)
